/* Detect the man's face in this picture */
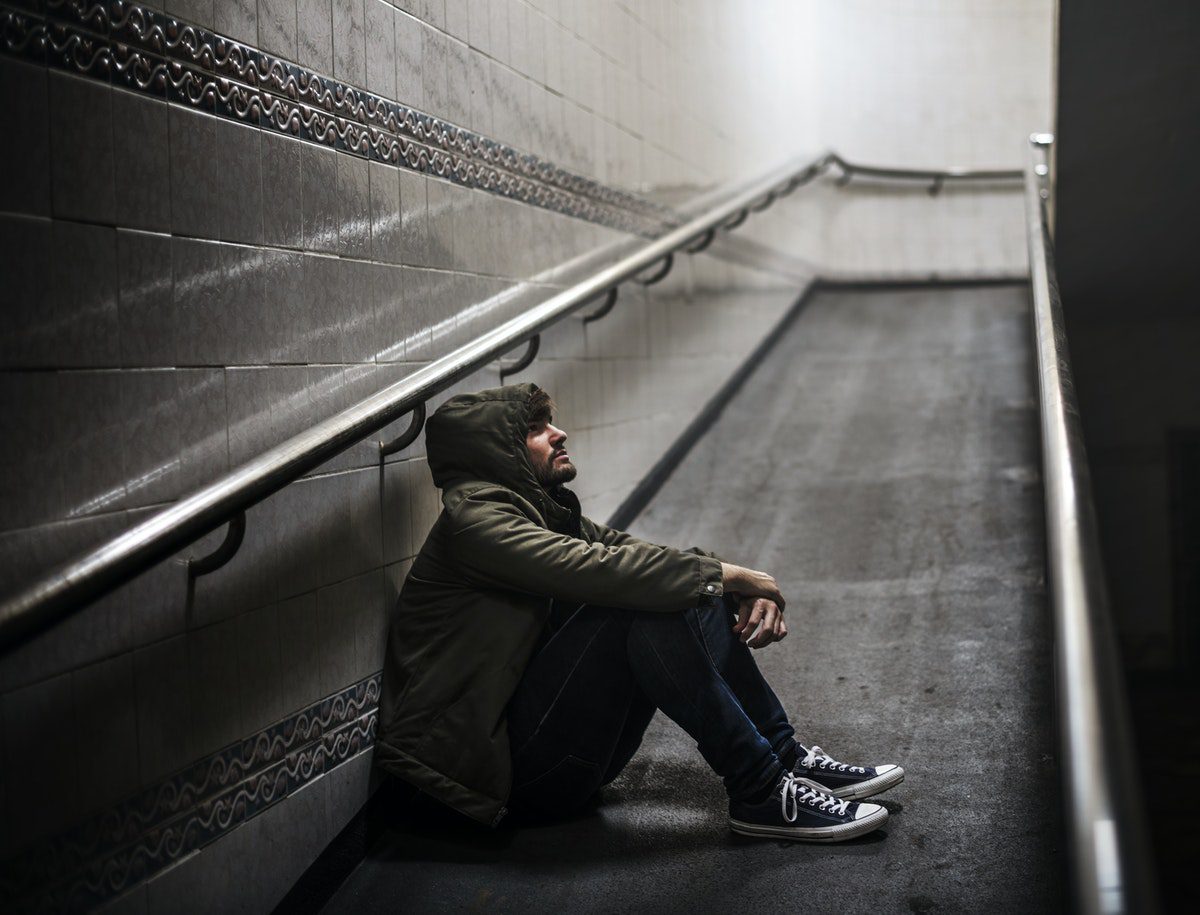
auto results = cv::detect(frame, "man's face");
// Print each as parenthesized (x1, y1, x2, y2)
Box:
(526, 417, 577, 487)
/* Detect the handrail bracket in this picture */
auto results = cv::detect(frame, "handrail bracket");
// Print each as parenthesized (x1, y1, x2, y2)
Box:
(685, 229, 716, 254)
(497, 334, 541, 381)
(722, 209, 750, 230)
(750, 190, 778, 212)
(380, 402, 427, 457)
(581, 288, 619, 324)
(188, 512, 247, 579)
(634, 253, 674, 286)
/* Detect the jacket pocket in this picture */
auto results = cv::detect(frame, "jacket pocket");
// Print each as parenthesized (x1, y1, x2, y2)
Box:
(510, 754, 603, 816)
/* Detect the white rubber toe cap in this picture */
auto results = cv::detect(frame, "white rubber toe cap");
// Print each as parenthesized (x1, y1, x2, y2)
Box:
(876, 764, 899, 775)
(855, 802, 885, 821)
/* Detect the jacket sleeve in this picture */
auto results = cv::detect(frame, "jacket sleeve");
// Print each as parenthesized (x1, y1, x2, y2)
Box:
(586, 517, 726, 564)
(447, 490, 724, 612)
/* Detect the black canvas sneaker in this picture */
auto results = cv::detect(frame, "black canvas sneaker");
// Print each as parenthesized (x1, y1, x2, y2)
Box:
(729, 773, 887, 843)
(791, 744, 905, 800)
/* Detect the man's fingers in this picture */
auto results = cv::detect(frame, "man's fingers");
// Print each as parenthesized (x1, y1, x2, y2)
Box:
(745, 600, 777, 645)
(768, 602, 787, 643)
(749, 604, 789, 649)
(734, 598, 758, 634)
(747, 620, 769, 648)
(767, 606, 782, 642)
(740, 600, 766, 643)
(733, 597, 754, 633)
(734, 596, 789, 647)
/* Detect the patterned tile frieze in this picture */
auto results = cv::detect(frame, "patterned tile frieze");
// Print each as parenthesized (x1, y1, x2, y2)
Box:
(0, 0, 676, 236)
(0, 674, 381, 913)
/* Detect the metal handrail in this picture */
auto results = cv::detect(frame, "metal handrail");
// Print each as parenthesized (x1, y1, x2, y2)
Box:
(0, 148, 1028, 653)
(0, 154, 818, 651)
(1024, 134, 1158, 914)
(823, 152, 1022, 193)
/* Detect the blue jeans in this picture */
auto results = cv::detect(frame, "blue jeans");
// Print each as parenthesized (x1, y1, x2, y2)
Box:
(506, 595, 798, 819)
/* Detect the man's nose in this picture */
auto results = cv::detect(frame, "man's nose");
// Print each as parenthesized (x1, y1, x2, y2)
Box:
(550, 425, 567, 446)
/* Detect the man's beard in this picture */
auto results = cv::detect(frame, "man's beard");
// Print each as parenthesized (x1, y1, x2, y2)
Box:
(534, 456, 577, 488)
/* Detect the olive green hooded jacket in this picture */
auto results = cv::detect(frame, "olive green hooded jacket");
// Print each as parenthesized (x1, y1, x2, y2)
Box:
(374, 383, 725, 826)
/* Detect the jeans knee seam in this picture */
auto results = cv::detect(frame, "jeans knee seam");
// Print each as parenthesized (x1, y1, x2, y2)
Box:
(688, 606, 727, 676)
(630, 624, 709, 728)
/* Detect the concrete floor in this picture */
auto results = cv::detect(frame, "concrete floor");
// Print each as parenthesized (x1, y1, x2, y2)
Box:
(321, 285, 1064, 914)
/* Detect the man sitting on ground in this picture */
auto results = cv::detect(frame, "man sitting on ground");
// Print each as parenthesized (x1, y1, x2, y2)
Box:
(376, 382, 903, 841)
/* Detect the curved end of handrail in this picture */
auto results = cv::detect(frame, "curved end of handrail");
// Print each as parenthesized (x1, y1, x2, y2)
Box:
(823, 151, 847, 171)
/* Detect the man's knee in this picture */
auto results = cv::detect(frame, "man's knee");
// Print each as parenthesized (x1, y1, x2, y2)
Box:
(577, 603, 636, 624)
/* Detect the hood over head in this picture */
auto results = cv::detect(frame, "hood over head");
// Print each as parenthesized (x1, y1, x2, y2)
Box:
(425, 383, 577, 530)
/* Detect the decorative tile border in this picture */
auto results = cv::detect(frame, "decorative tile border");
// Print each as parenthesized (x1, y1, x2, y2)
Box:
(0, 674, 381, 913)
(0, 0, 677, 237)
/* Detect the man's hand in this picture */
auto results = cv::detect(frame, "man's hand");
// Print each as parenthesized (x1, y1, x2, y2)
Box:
(720, 563, 785, 611)
(720, 563, 787, 650)
(733, 597, 787, 649)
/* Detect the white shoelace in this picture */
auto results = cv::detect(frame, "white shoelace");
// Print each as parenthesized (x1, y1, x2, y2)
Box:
(780, 773, 850, 822)
(801, 744, 866, 774)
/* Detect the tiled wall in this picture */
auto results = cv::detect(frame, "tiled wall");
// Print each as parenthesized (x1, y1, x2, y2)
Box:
(0, 0, 1052, 911)
(0, 1, 812, 910)
(807, 0, 1056, 278)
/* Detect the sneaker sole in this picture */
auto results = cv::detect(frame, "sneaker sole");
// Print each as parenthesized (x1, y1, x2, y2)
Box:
(827, 766, 905, 801)
(728, 806, 888, 844)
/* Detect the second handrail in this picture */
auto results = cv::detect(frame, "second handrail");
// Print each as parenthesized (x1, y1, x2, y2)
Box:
(1024, 134, 1158, 914)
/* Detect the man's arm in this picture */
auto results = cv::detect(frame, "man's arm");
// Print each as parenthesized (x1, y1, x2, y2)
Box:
(448, 489, 724, 612)
(585, 517, 725, 563)
(583, 517, 786, 614)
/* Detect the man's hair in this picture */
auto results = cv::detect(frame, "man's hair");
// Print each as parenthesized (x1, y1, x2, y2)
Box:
(527, 387, 555, 425)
